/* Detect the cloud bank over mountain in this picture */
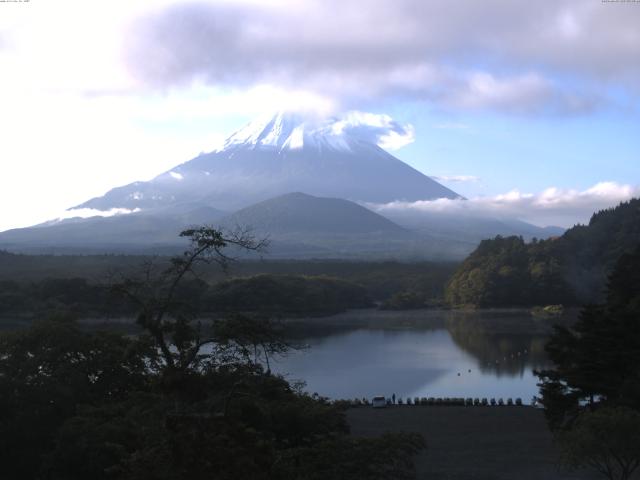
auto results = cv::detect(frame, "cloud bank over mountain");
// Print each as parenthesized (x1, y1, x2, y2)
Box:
(124, 0, 639, 114)
(0, 1, 638, 233)
(369, 182, 640, 227)
(328, 112, 415, 150)
(431, 175, 480, 184)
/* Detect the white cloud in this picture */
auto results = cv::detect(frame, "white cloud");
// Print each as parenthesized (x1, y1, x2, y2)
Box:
(118, 0, 639, 114)
(144, 84, 337, 120)
(448, 72, 552, 113)
(370, 182, 640, 227)
(169, 171, 184, 180)
(55, 208, 141, 221)
(438, 71, 600, 115)
(0, 0, 636, 233)
(330, 111, 415, 150)
(377, 128, 415, 150)
(1, 1, 638, 116)
(0, 87, 234, 233)
(431, 175, 480, 183)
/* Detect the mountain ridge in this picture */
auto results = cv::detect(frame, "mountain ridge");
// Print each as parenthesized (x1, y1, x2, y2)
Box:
(0, 112, 562, 259)
(221, 192, 409, 235)
(73, 112, 461, 213)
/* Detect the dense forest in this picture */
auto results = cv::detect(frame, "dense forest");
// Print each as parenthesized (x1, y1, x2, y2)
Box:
(445, 199, 640, 307)
(207, 275, 371, 315)
(0, 252, 455, 296)
(3, 199, 639, 314)
(0, 228, 425, 479)
(0, 253, 456, 321)
(0, 275, 372, 321)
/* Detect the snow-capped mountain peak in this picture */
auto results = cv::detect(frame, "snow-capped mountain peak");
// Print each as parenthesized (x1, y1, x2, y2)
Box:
(70, 111, 461, 214)
(221, 112, 358, 153)
(223, 112, 300, 150)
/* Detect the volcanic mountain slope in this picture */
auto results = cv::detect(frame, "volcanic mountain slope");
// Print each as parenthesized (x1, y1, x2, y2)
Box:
(73, 112, 461, 213)
(0, 112, 558, 258)
(0, 204, 227, 254)
(0, 192, 477, 259)
(216, 192, 474, 259)
(222, 192, 409, 235)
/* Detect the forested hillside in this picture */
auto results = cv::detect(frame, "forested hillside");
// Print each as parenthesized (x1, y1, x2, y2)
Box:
(0, 275, 372, 321)
(445, 199, 640, 307)
(205, 275, 372, 316)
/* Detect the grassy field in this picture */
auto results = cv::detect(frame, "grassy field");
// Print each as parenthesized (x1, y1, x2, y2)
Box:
(347, 406, 599, 480)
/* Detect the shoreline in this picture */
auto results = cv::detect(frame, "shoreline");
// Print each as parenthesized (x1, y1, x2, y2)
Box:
(0, 306, 576, 334)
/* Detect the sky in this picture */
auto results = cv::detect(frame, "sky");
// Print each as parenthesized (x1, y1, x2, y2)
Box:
(0, 0, 639, 231)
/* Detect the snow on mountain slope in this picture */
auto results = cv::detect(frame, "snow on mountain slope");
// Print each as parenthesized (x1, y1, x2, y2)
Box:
(221, 112, 367, 153)
(73, 112, 461, 213)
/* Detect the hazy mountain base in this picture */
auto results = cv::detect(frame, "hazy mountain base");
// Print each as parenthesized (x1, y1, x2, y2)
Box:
(0, 193, 477, 259)
(0, 111, 558, 259)
(0, 192, 556, 260)
(381, 209, 565, 245)
(0, 231, 476, 260)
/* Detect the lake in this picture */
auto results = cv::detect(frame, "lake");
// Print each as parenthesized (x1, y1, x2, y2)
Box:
(274, 309, 572, 404)
(0, 308, 571, 405)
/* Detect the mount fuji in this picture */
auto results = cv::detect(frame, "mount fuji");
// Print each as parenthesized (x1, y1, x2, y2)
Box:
(0, 112, 560, 257)
(74, 112, 461, 213)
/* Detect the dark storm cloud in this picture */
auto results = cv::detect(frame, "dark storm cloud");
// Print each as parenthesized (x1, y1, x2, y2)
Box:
(123, 0, 640, 114)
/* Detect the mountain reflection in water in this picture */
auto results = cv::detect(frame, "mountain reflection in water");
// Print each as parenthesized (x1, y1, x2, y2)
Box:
(274, 309, 574, 402)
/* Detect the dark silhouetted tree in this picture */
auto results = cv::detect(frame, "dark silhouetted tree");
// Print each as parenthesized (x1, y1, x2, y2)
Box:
(537, 245, 640, 479)
(558, 407, 640, 480)
(537, 245, 640, 429)
(1, 226, 425, 480)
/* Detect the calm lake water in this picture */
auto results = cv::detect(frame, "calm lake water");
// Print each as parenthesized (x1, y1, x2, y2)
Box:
(273, 309, 571, 404)
(0, 308, 571, 405)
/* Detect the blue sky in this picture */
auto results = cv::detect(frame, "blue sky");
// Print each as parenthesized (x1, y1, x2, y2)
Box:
(0, 0, 638, 230)
(395, 103, 640, 198)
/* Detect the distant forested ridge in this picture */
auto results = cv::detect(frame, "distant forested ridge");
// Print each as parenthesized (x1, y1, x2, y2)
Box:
(0, 274, 372, 320)
(205, 275, 372, 316)
(445, 198, 640, 307)
(0, 254, 455, 319)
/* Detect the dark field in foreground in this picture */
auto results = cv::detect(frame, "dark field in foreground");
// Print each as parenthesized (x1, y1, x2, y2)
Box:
(347, 406, 599, 480)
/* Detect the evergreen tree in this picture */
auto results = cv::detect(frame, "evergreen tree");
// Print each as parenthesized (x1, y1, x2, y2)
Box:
(537, 245, 640, 429)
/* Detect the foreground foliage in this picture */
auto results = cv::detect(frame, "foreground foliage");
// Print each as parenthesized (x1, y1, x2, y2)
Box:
(537, 245, 640, 479)
(0, 227, 424, 479)
(558, 407, 640, 480)
(537, 245, 640, 427)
